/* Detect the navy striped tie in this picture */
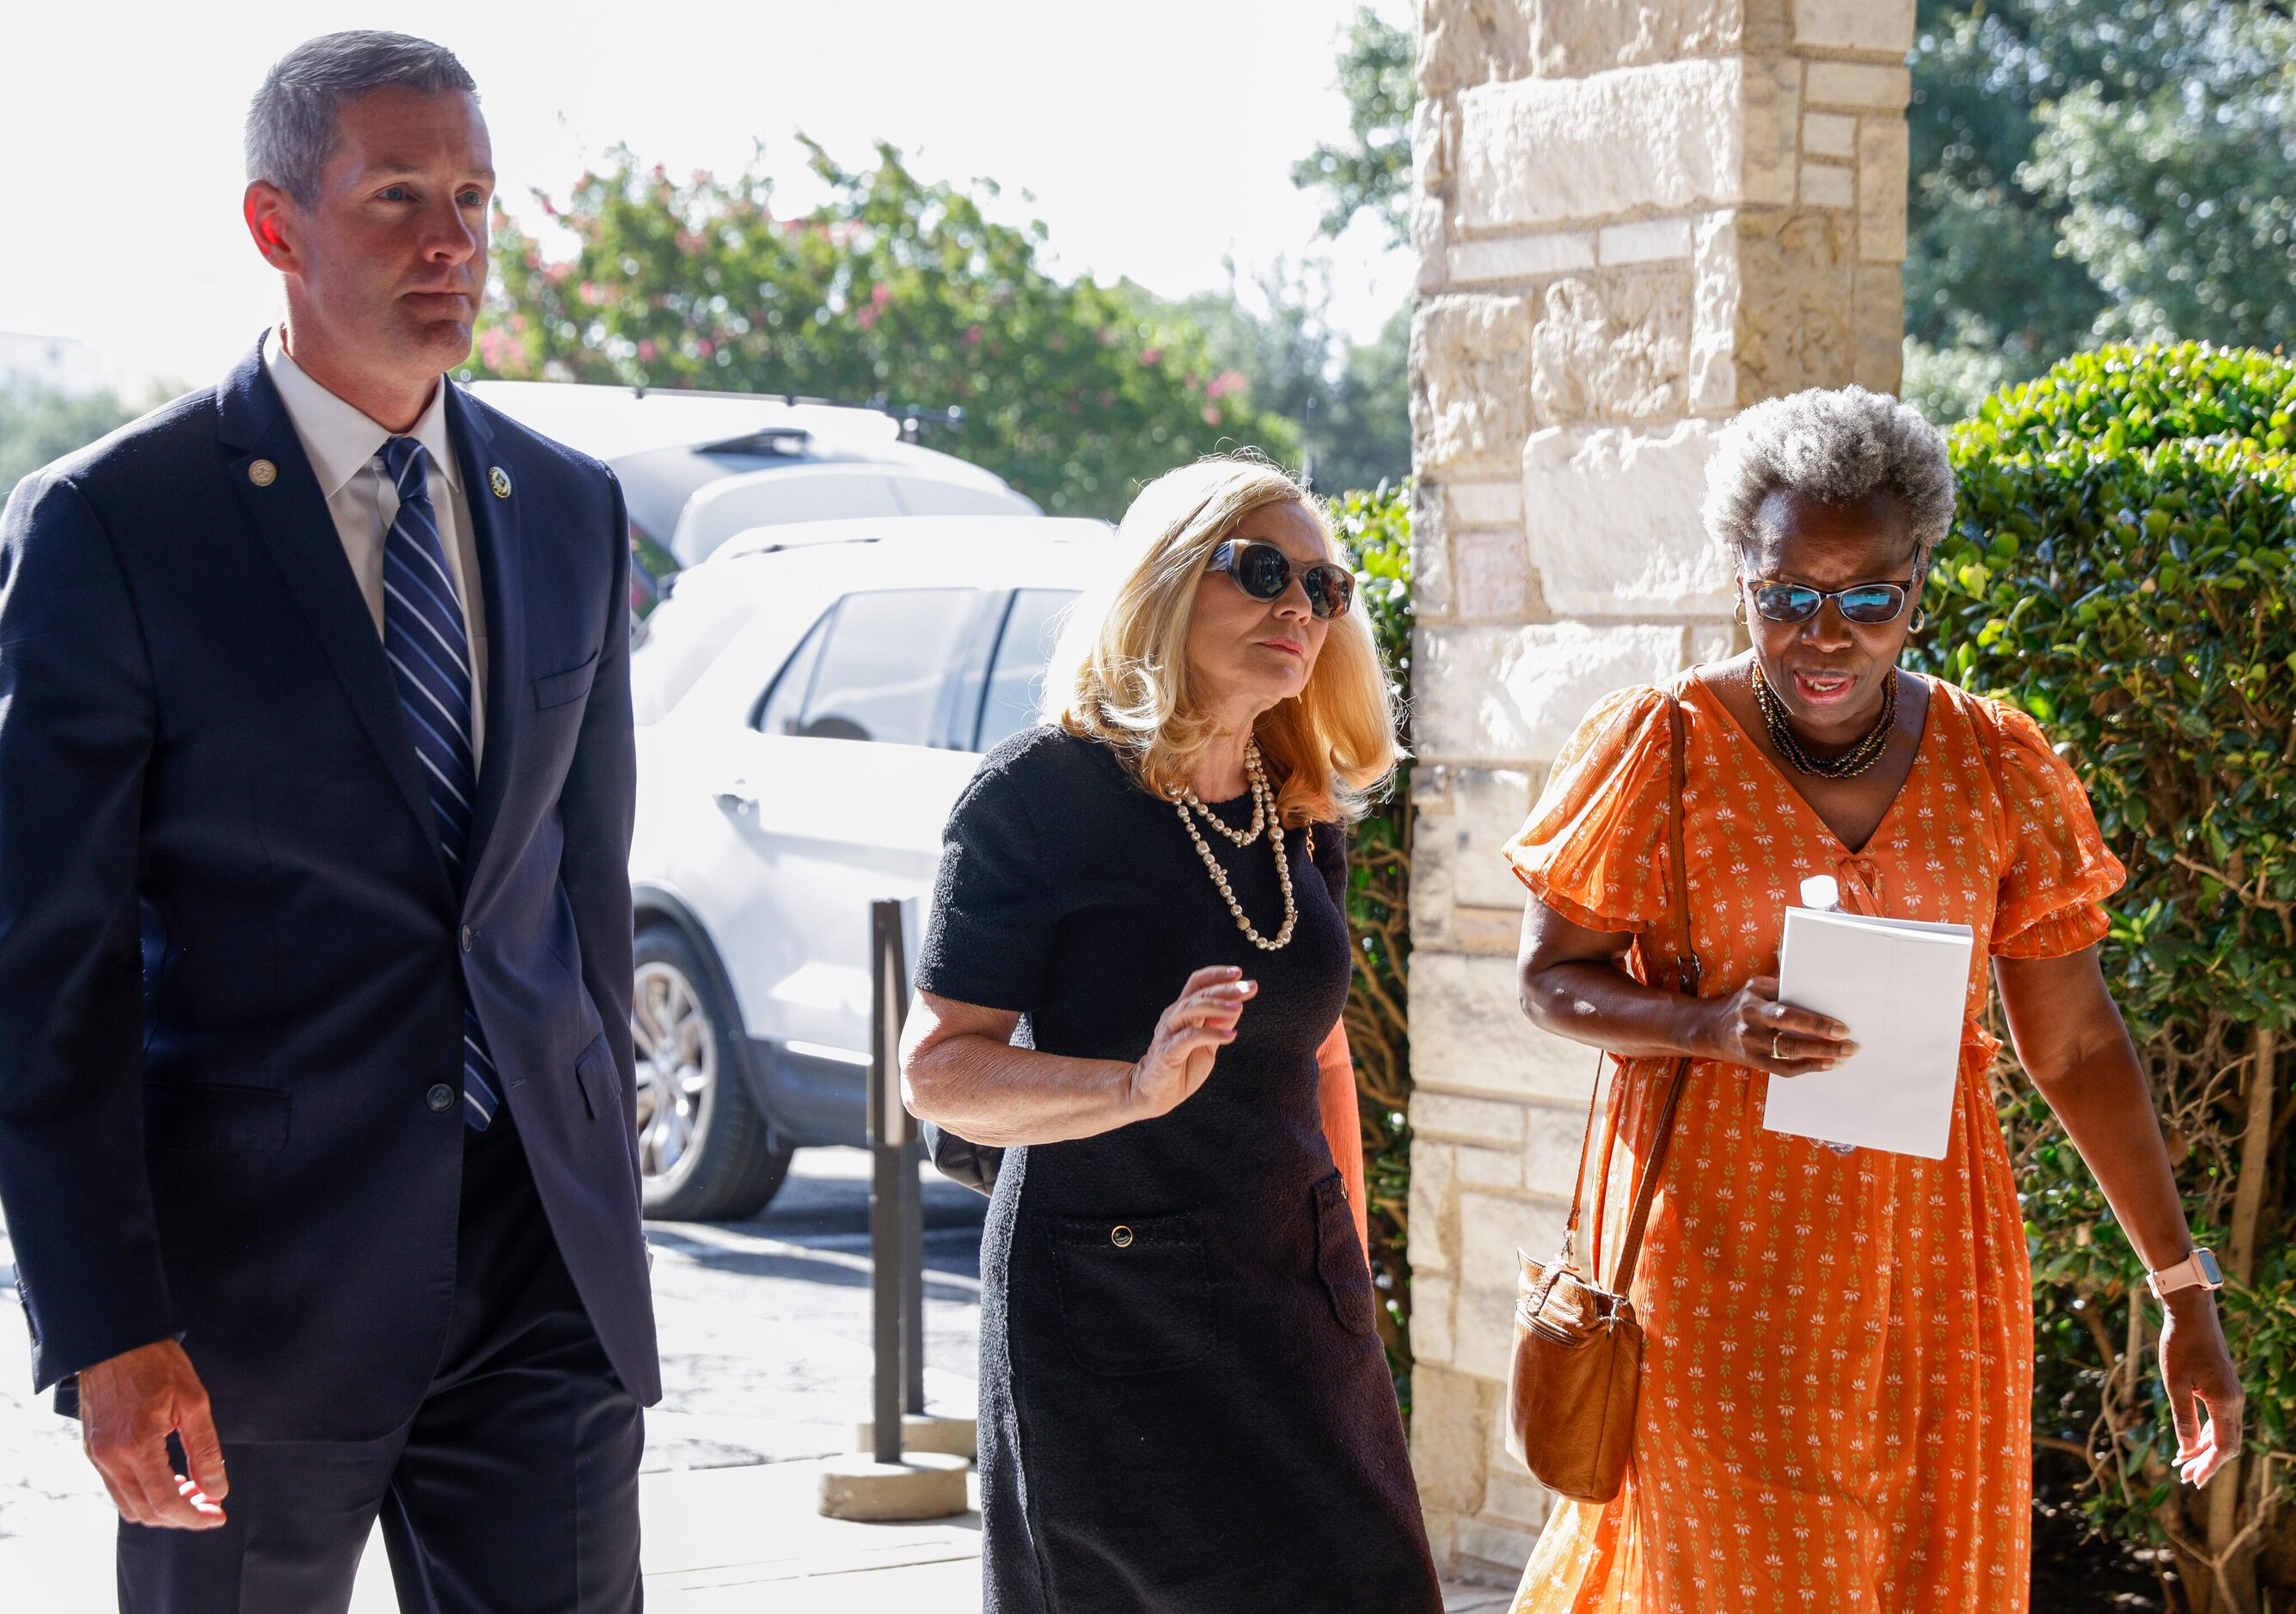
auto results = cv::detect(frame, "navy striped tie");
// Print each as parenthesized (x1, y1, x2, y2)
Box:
(379, 436, 500, 1131)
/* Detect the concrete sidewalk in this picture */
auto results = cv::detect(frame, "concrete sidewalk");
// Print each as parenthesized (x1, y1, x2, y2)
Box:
(0, 1457, 1511, 1611)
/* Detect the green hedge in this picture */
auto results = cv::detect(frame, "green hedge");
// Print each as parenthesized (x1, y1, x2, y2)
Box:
(1915, 343, 2295, 1611)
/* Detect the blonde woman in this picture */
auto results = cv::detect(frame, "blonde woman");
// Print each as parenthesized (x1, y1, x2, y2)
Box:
(902, 455, 1439, 1612)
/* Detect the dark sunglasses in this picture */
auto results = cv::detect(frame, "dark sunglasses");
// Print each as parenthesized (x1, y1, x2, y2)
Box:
(1748, 578, 1915, 627)
(1209, 539, 1355, 620)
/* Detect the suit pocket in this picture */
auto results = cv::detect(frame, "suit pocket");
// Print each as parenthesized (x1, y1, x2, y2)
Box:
(143, 1082, 291, 1154)
(534, 652, 599, 711)
(572, 1032, 611, 1121)
(1313, 1172, 1376, 1336)
(1050, 1210, 1215, 1376)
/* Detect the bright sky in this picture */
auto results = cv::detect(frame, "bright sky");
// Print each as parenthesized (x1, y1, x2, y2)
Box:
(5, 0, 1414, 394)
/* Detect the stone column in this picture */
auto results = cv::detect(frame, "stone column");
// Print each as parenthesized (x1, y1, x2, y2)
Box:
(1404, 0, 1912, 1583)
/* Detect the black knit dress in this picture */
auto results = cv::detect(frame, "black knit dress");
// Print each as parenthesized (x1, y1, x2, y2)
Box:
(915, 726, 1440, 1614)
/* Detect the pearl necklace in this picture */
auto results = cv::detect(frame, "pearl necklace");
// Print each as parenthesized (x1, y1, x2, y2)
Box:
(1173, 743, 1301, 951)
(1183, 747, 1270, 847)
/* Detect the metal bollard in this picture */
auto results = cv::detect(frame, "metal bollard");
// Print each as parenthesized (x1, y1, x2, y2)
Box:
(866, 897, 921, 1466)
(818, 897, 975, 1519)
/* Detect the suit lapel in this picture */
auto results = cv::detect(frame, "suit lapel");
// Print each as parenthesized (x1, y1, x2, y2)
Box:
(447, 384, 526, 908)
(215, 342, 451, 888)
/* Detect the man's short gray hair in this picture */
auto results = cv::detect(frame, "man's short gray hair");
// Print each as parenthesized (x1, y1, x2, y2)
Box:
(246, 32, 476, 207)
(1701, 385, 1957, 571)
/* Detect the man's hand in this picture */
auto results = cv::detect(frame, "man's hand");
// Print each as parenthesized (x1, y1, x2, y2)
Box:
(77, 1340, 229, 1528)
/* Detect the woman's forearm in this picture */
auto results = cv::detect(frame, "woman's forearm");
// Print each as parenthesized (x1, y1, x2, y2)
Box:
(1998, 951, 2195, 1271)
(903, 1033, 1142, 1147)
(1521, 958, 1714, 1061)
(2036, 1052, 2195, 1270)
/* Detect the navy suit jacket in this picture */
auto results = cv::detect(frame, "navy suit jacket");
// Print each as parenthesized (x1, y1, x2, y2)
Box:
(0, 340, 660, 1440)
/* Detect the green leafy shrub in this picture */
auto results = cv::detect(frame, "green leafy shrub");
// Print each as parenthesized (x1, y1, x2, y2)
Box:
(1329, 480, 1414, 1407)
(1916, 343, 2295, 1611)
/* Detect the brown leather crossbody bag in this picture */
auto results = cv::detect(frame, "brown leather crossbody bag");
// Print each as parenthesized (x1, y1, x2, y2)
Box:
(1504, 691, 1700, 1505)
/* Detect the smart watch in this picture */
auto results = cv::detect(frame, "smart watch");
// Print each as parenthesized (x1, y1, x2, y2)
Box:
(2146, 1246, 2225, 1300)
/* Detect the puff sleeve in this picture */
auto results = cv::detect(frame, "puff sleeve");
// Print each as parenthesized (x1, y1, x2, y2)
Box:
(1985, 701, 2128, 959)
(1503, 686, 1675, 936)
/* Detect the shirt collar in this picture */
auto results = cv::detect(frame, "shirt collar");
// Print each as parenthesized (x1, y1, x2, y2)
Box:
(261, 326, 458, 501)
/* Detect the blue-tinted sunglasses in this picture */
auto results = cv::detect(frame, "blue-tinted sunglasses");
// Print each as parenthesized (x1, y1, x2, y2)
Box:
(1748, 578, 1915, 627)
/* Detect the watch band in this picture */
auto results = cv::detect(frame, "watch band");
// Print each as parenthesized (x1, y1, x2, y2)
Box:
(2146, 1246, 2224, 1299)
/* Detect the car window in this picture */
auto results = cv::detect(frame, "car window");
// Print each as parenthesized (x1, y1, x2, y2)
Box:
(754, 607, 832, 737)
(976, 589, 1081, 753)
(758, 588, 982, 747)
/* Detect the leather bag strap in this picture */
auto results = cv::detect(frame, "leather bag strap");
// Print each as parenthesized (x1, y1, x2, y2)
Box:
(1552, 689, 1702, 1290)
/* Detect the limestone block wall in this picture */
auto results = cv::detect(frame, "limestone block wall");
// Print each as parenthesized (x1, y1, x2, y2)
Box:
(1405, 0, 1913, 1582)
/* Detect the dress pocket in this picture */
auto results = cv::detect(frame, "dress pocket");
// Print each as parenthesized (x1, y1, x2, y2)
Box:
(1313, 1173, 1376, 1337)
(1050, 1210, 1215, 1376)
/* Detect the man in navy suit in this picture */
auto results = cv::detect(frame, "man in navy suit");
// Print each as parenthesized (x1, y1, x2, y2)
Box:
(0, 32, 657, 1611)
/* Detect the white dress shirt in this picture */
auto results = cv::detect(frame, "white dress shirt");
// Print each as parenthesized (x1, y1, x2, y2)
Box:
(262, 327, 489, 764)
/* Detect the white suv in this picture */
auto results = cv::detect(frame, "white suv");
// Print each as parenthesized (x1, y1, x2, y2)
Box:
(625, 516, 1120, 1217)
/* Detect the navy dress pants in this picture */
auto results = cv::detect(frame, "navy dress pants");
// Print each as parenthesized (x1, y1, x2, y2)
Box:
(115, 1115, 644, 1613)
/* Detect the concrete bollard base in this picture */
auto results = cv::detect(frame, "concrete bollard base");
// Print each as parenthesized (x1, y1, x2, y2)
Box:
(852, 1413, 978, 1462)
(816, 1451, 971, 1521)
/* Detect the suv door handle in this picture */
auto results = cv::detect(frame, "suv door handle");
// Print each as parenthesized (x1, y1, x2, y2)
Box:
(713, 777, 760, 814)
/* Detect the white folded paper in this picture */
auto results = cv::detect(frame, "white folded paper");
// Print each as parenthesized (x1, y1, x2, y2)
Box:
(1765, 906, 1977, 1159)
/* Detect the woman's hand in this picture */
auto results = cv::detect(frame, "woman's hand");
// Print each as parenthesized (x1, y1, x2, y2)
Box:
(1693, 975, 1856, 1076)
(2159, 1288, 2244, 1489)
(1127, 966, 1256, 1119)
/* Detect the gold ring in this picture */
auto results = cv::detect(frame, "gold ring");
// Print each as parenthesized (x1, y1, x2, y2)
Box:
(1773, 1031, 1785, 1059)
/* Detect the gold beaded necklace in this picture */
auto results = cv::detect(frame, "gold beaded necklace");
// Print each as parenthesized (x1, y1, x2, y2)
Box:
(1173, 742, 1310, 951)
(1752, 663, 1899, 779)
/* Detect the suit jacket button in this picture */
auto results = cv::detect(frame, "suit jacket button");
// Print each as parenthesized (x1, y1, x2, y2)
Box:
(426, 1084, 456, 1113)
(460, 926, 475, 953)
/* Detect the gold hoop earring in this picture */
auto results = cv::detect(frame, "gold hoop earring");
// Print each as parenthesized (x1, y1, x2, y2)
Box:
(1733, 596, 1748, 627)
(1910, 605, 1927, 633)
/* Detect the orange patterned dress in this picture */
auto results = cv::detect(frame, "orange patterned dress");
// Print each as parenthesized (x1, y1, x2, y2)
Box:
(1502, 672, 2124, 1614)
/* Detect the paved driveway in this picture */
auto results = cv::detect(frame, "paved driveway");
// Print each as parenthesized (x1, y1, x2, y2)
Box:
(0, 1148, 988, 1609)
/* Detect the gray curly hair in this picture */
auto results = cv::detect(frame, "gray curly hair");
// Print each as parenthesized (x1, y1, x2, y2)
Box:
(1701, 386, 1956, 573)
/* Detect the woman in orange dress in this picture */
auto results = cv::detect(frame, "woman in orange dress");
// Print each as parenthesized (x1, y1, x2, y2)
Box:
(1503, 387, 2244, 1612)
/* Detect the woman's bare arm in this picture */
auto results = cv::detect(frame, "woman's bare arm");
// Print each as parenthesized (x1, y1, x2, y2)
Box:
(1515, 899, 1854, 1077)
(900, 967, 1255, 1147)
(1996, 945, 2244, 1487)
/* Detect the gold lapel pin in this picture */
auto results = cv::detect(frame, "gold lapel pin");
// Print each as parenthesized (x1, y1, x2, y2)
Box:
(248, 459, 278, 487)
(488, 466, 512, 499)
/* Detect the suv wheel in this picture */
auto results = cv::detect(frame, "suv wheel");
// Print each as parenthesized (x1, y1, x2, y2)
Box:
(631, 923, 791, 1221)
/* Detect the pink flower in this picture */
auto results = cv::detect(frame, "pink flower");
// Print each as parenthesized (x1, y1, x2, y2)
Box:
(637, 339, 658, 362)
(695, 337, 714, 358)
(871, 283, 892, 309)
(1203, 407, 1221, 425)
(1140, 347, 1163, 366)
(477, 327, 520, 370)
(1206, 370, 1246, 401)
(965, 325, 983, 345)
(579, 281, 604, 307)
(545, 262, 572, 286)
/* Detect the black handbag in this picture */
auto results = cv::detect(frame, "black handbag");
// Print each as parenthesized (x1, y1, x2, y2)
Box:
(921, 1119, 1003, 1197)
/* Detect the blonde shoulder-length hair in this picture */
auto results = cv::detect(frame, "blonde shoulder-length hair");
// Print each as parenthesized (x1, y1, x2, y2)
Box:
(1044, 454, 1401, 826)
